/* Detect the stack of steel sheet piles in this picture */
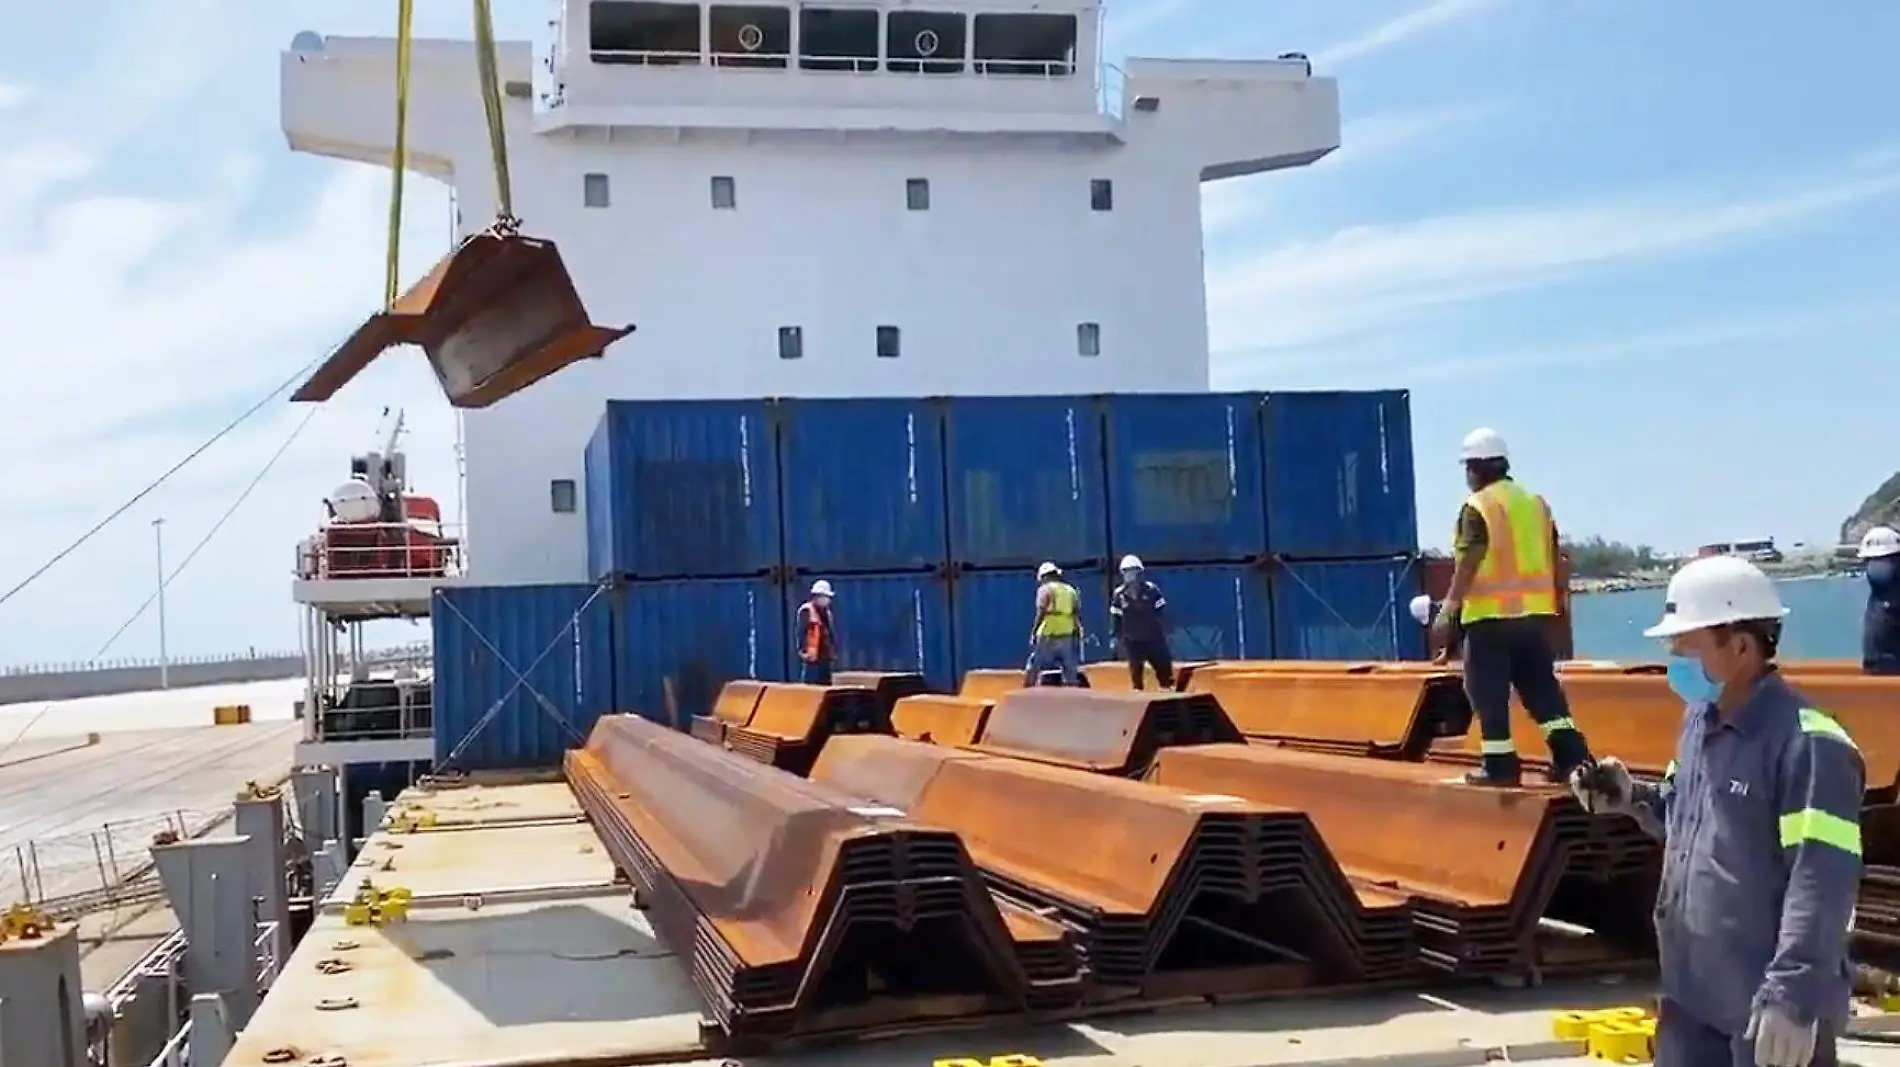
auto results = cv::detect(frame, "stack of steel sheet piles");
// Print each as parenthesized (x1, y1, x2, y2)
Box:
(974, 689, 1243, 777)
(890, 693, 994, 748)
(812, 734, 1407, 1000)
(564, 715, 1085, 1046)
(833, 669, 930, 725)
(689, 678, 768, 744)
(1855, 865, 1900, 962)
(1146, 745, 1659, 978)
(713, 682, 886, 776)
(1185, 664, 1469, 758)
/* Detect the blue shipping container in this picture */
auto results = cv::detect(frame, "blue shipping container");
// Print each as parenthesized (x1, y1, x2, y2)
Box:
(1140, 563, 1273, 661)
(1103, 392, 1266, 564)
(950, 566, 1112, 678)
(818, 572, 955, 691)
(583, 400, 782, 579)
(942, 396, 1107, 568)
(613, 576, 788, 728)
(779, 398, 947, 573)
(432, 583, 617, 772)
(1269, 557, 1425, 661)
(1263, 391, 1418, 559)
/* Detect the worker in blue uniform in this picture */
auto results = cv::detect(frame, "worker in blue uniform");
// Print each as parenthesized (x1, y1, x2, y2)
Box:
(1856, 526, 1900, 674)
(1570, 555, 1864, 1067)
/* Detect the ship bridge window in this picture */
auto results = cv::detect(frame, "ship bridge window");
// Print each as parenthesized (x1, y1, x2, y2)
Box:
(973, 13, 1077, 76)
(711, 5, 791, 68)
(799, 7, 879, 72)
(590, 1, 703, 66)
(886, 12, 965, 74)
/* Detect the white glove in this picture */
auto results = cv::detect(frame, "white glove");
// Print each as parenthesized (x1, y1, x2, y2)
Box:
(1567, 757, 1633, 814)
(1745, 1003, 1818, 1067)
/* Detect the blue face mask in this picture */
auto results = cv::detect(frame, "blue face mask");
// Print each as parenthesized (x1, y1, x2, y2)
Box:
(1665, 653, 1721, 705)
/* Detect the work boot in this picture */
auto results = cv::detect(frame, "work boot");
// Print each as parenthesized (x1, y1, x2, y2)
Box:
(1464, 769, 1522, 788)
(1544, 735, 1595, 785)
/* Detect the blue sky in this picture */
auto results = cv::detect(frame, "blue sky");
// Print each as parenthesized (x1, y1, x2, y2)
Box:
(0, 0, 1893, 664)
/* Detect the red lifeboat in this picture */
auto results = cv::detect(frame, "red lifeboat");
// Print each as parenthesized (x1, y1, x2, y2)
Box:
(314, 480, 458, 579)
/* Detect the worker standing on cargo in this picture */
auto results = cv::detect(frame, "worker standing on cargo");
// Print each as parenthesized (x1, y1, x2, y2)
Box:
(1111, 555, 1173, 689)
(797, 580, 837, 685)
(1571, 556, 1863, 1067)
(1024, 562, 1083, 687)
(1856, 526, 1900, 675)
(1433, 428, 1592, 786)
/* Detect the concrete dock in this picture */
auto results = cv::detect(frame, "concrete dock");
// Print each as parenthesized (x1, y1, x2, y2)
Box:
(0, 678, 302, 907)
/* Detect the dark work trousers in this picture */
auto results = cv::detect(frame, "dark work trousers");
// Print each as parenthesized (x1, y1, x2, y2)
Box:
(799, 659, 833, 686)
(1461, 615, 1590, 780)
(1655, 998, 1838, 1067)
(1125, 639, 1175, 691)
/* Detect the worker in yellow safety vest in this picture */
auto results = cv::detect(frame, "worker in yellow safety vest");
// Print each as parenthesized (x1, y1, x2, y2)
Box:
(1432, 428, 1593, 787)
(1025, 561, 1083, 687)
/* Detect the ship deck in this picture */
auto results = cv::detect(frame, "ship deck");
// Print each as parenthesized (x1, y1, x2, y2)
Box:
(223, 778, 1698, 1067)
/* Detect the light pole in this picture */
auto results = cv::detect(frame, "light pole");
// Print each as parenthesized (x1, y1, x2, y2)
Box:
(152, 518, 170, 690)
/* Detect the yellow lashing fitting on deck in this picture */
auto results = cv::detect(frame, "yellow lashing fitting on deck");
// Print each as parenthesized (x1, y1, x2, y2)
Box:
(387, 809, 439, 834)
(342, 882, 414, 927)
(1553, 1006, 1656, 1064)
(0, 904, 51, 942)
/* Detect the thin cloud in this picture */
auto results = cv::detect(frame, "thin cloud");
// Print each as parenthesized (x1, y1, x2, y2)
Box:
(1311, 0, 1507, 68)
(1216, 301, 1900, 389)
(1104, 0, 1206, 44)
(1207, 155, 1900, 353)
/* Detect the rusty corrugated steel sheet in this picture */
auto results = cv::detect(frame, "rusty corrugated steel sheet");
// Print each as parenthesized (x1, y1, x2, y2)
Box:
(976, 689, 1243, 776)
(690, 678, 769, 744)
(1185, 668, 1467, 758)
(812, 734, 1413, 996)
(713, 682, 885, 776)
(565, 714, 1082, 1045)
(959, 669, 1026, 701)
(1147, 743, 1659, 977)
(1078, 660, 1215, 691)
(293, 231, 634, 409)
(891, 693, 993, 748)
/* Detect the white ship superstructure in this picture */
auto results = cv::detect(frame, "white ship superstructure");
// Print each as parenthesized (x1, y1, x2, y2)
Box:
(280, 0, 1341, 586)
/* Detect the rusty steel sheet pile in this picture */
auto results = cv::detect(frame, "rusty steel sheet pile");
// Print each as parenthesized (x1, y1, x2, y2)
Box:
(891, 693, 994, 748)
(959, 669, 1029, 702)
(834, 670, 931, 724)
(715, 682, 887, 776)
(1147, 744, 1659, 977)
(1428, 671, 1900, 803)
(1187, 668, 1468, 759)
(690, 678, 769, 745)
(292, 231, 635, 408)
(811, 734, 1413, 999)
(565, 714, 1074, 1045)
(975, 689, 1243, 777)
(1856, 865, 1900, 962)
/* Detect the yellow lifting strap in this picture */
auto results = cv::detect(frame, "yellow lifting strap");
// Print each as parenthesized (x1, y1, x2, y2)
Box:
(385, 0, 415, 310)
(471, 0, 517, 228)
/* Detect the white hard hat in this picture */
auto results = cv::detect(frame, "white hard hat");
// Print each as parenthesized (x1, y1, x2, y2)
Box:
(1408, 594, 1433, 626)
(1643, 556, 1788, 638)
(1460, 427, 1509, 463)
(1037, 561, 1060, 579)
(809, 579, 834, 598)
(1860, 526, 1900, 560)
(1119, 554, 1143, 571)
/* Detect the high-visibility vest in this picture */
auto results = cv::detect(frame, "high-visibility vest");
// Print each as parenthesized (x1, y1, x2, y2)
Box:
(1037, 583, 1080, 638)
(1458, 480, 1558, 623)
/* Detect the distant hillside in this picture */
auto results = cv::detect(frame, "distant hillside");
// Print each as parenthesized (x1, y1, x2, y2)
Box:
(1842, 470, 1900, 545)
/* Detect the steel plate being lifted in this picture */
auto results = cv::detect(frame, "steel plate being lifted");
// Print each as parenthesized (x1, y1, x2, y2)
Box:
(293, 231, 634, 408)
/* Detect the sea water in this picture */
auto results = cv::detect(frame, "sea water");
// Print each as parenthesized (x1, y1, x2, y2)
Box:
(1571, 575, 1866, 661)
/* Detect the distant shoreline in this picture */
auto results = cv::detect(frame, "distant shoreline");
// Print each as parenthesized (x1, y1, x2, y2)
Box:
(1570, 561, 1854, 596)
